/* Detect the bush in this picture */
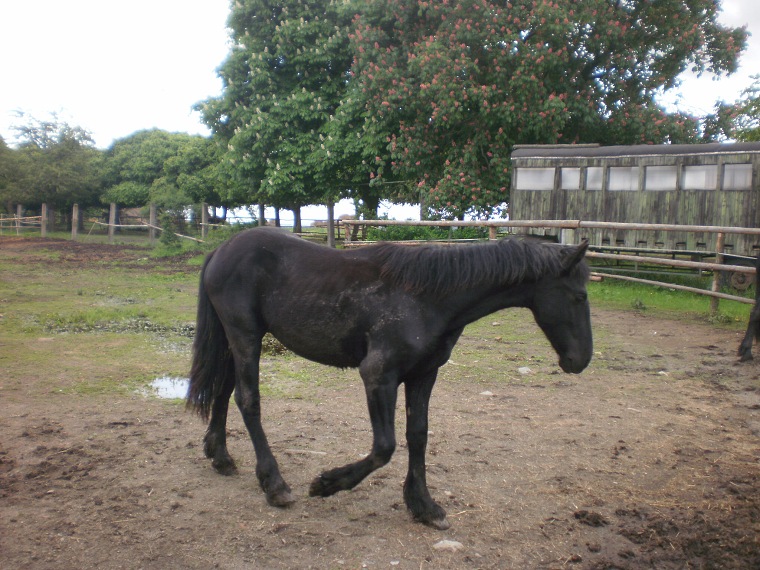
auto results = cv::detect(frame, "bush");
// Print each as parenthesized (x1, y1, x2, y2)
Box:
(366, 224, 490, 241)
(158, 213, 182, 250)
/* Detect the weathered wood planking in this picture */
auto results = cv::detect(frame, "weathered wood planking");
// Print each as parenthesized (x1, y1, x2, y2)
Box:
(511, 143, 760, 256)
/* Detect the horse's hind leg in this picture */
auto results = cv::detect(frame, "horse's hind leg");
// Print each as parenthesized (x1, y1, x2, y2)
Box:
(231, 334, 294, 507)
(738, 325, 755, 361)
(738, 305, 759, 361)
(204, 367, 237, 475)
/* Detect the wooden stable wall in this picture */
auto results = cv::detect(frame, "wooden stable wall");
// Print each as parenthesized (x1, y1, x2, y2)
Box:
(510, 143, 760, 257)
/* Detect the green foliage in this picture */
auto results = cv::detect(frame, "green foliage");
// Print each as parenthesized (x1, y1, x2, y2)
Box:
(704, 75, 760, 142)
(158, 212, 182, 250)
(366, 223, 490, 241)
(196, 0, 359, 220)
(6, 114, 102, 209)
(102, 181, 151, 207)
(101, 129, 225, 212)
(348, 0, 747, 218)
(0, 136, 18, 209)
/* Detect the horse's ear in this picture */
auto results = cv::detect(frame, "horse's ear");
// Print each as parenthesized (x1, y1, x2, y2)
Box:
(561, 239, 589, 274)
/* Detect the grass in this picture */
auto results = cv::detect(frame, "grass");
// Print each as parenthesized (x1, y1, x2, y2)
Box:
(0, 242, 198, 399)
(586, 277, 753, 327)
(1, 234, 753, 402)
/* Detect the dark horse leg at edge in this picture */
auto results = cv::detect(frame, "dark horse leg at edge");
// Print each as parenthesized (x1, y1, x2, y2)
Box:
(738, 253, 760, 361)
(187, 227, 593, 530)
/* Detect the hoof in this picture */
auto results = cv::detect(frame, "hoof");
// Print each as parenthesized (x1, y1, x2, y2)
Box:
(429, 516, 451, 530)
(211, 458, 237, 476)
(418, 515, 451, 530)
(308, 475, 328, 497)
(267, 489, 296, 508)
(309, 473, 342, 497)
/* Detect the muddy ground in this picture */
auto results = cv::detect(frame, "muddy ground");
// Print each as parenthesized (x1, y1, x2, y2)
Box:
(1, 238, 759, 569)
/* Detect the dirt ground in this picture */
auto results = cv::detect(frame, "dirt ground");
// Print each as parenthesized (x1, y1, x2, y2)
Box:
(1, 238, 759, 569)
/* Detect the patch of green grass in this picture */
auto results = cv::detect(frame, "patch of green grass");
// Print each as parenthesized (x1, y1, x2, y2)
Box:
(587, 279, 752, 328)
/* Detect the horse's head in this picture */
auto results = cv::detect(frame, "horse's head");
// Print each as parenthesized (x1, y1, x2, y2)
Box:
(530, 241, 593, 374)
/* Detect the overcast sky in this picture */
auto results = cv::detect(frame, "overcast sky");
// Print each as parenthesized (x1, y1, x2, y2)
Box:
(1, 0, 758, 150)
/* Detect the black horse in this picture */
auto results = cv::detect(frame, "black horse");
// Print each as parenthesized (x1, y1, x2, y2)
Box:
(738, 254, 760, 361)
(187, 227, 593, 529)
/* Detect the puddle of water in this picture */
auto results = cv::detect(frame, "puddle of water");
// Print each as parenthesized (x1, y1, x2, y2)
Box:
(148, 376, 189, 399)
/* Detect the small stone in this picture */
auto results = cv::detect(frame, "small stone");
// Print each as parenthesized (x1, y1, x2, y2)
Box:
(480, 390, 494, 397)
(433, 539, 464, 552)
(518, 366, 533, 375)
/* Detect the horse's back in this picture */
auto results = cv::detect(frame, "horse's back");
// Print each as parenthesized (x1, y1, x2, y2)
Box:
(205, 227, 343, 284)
(201, 228, 386, 367)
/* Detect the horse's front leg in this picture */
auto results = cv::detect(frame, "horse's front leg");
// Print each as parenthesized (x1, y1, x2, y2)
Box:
(310, 356, 399, 497)
(231, 336, 294, 507)
(403, 369, 449, 529)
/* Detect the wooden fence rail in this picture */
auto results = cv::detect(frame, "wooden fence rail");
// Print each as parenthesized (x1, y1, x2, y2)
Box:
(340, 218, 759, 310)
(340, 218, 760, 238)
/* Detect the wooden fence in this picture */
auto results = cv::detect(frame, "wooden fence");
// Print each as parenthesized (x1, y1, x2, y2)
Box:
(340, 218, 760, 310)
(4, 204, 758, 310)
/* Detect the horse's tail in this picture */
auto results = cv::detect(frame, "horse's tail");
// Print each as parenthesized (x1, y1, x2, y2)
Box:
(187, 252, 235, 421)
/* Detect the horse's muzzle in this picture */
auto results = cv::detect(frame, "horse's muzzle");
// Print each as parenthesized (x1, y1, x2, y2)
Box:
(559, 353, 591, 374)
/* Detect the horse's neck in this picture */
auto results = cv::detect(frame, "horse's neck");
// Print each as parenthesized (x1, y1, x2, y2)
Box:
(441, 281, 534, 330)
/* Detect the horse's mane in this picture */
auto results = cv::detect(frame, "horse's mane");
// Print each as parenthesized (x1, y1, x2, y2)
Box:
(369, 238, 588, 297)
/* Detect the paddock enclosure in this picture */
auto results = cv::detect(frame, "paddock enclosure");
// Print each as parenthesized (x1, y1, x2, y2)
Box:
(1, 237, 759, 569)
(510, 142, 760, 259)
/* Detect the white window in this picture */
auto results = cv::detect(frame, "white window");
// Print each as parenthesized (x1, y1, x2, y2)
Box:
(586, 167, 604, 190)
(723, 163, 752, 190)
(560, 168, 581, 190)
(515, 167, 555, 191)
(645, 165, 677, 191)
(682, 165, 717, 190)
(608, 166, 639, 191)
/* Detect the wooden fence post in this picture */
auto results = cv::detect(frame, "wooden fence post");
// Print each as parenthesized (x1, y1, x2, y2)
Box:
(41, 203, 48, 237)
(710, 232, 725, 315)
(71, 204, 79, 240)
(16, 204, 22, 235)
(108, 203, 117, 243)
(149, 204, 157, 243)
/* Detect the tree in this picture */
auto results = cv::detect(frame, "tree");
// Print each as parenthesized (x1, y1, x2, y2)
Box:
(196, 0, 356, 231)
(0, 136, 18, 212)
(347, 0, 747, 218)
(704, 75, 760, 142)
(161, 136, 232, 219)
(9, 114, 102, 211)
(101, 129, 187, 207)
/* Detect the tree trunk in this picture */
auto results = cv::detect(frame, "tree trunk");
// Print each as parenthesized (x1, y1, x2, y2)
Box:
(292, 207, 302, 233)
(258, 204, 266, 226)
(326, 200, 335, 248)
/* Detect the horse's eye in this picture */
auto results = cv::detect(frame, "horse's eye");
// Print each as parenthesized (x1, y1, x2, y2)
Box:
(576, 292, 587, 303)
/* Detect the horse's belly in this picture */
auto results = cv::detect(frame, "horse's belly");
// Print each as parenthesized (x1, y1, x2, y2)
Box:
(276, 333, 366, 369)
(264, 291, 374, 368)
(267, 314, 367, 368)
